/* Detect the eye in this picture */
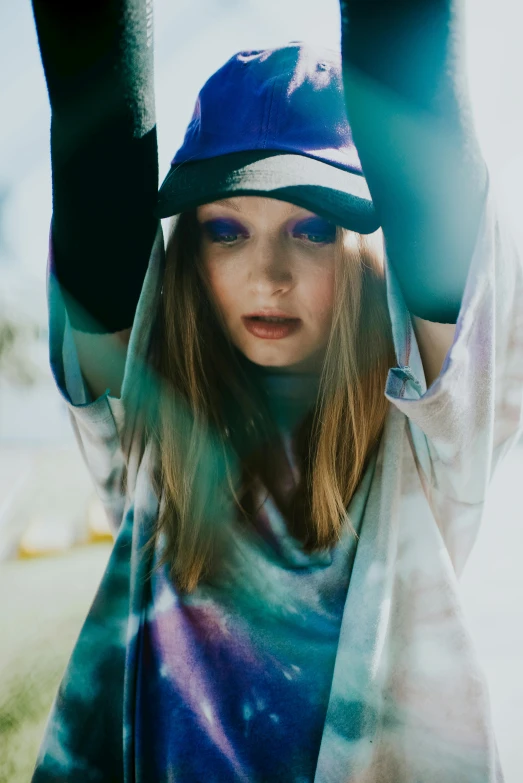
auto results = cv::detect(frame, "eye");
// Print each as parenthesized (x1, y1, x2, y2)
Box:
(212, 229, 241, 245)
(292, 217, 337, 245)
(201, 218, 247, 245)
(301, 232, 333, 244)
(214, 233, 238, 245)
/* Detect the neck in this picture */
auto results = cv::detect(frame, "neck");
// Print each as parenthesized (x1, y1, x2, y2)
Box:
(255, 365, 321, 433)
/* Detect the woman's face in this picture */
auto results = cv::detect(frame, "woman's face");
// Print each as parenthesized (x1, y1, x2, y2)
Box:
(197, 196, 337, 373)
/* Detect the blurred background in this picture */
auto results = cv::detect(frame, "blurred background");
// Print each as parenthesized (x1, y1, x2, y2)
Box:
(0, 1, 522, 781)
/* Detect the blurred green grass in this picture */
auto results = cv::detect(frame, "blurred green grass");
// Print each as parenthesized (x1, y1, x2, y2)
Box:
(0, 544, 111, 783)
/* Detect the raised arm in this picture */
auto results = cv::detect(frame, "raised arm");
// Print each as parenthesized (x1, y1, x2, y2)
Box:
(340, 0, 487, 325)
(32, 0, 158, 395)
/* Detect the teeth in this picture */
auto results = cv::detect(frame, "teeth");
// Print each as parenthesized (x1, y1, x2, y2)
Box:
(252, 316, 289, 323)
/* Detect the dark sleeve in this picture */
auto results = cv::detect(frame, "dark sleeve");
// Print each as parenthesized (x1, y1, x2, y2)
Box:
(340, 0, 488, 323)
(32, 0, 158, 333)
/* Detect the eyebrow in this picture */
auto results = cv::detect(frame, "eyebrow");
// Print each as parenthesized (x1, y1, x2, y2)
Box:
(201, 198, 321, 219)
(208, 198, 242, 212)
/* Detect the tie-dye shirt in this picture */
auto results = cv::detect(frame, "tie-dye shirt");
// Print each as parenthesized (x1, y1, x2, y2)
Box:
(33, 186, 523, 782)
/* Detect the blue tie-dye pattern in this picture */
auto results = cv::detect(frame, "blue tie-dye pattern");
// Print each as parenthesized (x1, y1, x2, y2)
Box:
(33, 187, 523, 782)
(133, 459, 370, 782)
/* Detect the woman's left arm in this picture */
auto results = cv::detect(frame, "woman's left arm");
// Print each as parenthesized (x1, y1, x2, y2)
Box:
(341, 1, 523, 504)
(340, 0, 487, 352)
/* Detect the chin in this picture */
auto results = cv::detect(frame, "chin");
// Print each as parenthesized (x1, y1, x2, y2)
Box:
(243, 347, 322, 374)
(244, 347, 302, 368)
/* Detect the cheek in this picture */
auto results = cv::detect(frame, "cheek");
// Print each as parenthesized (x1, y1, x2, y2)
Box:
(203, 261, 239, 320)
(302, 265, 336, 330)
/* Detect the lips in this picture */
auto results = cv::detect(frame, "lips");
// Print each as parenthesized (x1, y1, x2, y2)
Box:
(242, 314, 301, 340)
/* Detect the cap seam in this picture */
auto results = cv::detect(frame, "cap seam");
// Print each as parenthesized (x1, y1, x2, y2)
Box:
(262, 76, 279, 149)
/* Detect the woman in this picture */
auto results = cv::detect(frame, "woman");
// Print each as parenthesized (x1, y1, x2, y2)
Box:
(31, 1, 522, 781)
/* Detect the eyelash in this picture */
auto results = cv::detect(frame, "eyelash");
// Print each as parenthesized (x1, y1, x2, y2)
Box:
(207, 228, 336, 245)
(294, 231, 336, 245)
(210, 233, 242, 245)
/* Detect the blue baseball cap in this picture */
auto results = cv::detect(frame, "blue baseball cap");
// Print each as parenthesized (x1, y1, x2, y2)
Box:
(155, 42, 379, 234)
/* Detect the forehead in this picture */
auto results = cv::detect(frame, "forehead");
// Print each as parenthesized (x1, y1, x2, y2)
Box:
(196, 196, 319, 220)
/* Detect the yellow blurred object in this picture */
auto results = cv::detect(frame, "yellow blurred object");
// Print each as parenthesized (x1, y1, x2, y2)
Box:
(18, 512, 76, 559)
(86, 495, 113, 543)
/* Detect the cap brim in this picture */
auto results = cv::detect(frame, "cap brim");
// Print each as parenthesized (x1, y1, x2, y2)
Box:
(154, 151, 380, 234)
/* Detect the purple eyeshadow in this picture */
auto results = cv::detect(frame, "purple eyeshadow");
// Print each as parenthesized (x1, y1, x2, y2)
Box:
(292, 217, 336, 241)
(200, 215, 336, 244)
(201, 218, 247, 241)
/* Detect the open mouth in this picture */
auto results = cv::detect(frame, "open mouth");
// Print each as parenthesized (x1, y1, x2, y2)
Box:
(242, 315, 301, 339)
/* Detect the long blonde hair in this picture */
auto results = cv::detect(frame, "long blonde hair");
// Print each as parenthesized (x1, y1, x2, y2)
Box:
(146, 208, 396, 592)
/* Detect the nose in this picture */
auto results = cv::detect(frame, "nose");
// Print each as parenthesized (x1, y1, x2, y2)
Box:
(247, 239, 294, 295)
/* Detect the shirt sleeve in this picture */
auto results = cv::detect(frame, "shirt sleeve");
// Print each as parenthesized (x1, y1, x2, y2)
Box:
(384, 182, 523, 567)
(47, 223, 165, 534)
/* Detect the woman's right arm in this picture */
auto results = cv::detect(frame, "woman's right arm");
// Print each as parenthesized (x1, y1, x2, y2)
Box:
(32, 0, 158, 399)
